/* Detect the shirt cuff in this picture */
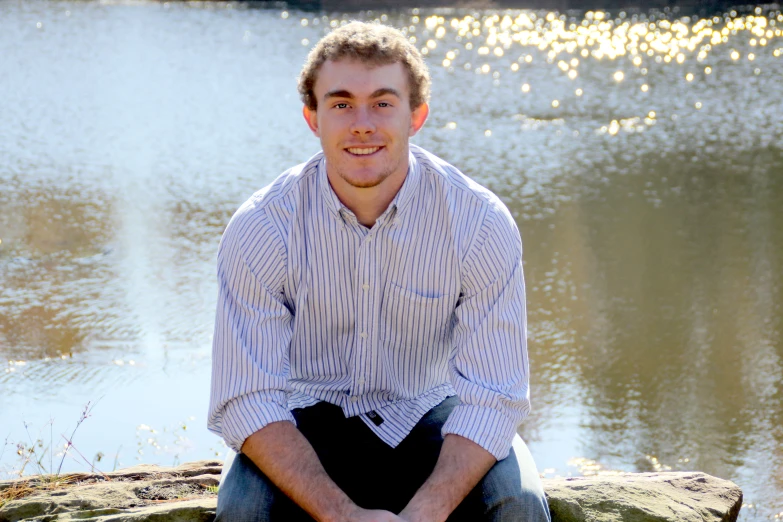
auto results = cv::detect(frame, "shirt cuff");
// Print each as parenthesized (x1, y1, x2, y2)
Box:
(441, 403, 519, 460)
(220, 391, 296, 453)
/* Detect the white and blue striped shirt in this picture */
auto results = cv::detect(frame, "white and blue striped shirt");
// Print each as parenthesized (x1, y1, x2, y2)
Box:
(208, 144, 530, 460)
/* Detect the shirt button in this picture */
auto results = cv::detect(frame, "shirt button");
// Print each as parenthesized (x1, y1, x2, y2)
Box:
(357, 377, 365, 385)
(360, 331, 368, 339)
(350, 396, 359, 403)
(362, 283, 370, 291)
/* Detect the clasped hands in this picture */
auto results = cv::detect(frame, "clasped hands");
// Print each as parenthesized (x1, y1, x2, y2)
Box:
(346, 504, 442, 522)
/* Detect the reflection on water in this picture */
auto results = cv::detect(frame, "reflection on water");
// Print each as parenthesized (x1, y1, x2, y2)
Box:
(0, 1, 781, 519)
(0, 183, 116, 360)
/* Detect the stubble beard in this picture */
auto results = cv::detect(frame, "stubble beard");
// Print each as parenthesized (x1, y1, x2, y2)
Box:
(337, 165, 393, 189)
(335, 151, 405, 189)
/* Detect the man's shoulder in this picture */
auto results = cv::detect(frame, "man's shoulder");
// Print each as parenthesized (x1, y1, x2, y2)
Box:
(220, 153, 322, 252)
(245, 152, 322, 212)
(228, 152, 322, 226)
(411, 145, 512, 221)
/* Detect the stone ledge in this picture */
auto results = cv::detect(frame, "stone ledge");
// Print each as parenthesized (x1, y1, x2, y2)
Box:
(544, 472, 743, 522)
(0, 461, 742, 521)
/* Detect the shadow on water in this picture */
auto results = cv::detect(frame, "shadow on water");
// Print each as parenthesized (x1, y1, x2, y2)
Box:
(498, 141, 783, 501)
(0, 180, 118, 361)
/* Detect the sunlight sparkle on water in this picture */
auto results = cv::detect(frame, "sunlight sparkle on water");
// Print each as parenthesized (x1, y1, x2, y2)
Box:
(566, 457, 624, 477)
(365, 5, 783, 123)
(296, 5, 783, 137)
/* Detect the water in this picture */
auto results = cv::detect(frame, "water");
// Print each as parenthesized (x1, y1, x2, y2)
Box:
(1, 1, 782, 518)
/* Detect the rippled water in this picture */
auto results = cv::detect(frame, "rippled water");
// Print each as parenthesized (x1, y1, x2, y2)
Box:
(1, 1, 781, 518)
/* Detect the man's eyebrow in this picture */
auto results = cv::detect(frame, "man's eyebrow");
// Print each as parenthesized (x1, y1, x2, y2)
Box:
(322, 88, 402, 101)
(369, 88, 401, 99)
(323, 89, 354, 101)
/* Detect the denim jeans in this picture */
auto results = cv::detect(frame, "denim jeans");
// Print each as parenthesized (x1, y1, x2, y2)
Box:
(216, 396, 551, 521)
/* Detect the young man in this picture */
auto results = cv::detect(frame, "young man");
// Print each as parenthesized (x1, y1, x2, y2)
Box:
(208, 22, 550, 522)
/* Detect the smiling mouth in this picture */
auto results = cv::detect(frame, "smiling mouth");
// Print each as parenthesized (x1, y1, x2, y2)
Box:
(346, 146, 383, 156)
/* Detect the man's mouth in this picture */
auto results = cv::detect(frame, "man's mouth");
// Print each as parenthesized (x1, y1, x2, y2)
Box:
(345, 146, 383, 156)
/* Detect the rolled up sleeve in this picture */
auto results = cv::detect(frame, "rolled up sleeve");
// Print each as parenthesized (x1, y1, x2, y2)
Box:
(207, 205, 295, 453)
(441, 204, 530, 460)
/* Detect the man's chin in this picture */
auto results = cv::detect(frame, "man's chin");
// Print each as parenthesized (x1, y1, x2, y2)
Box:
(339, 170, 391, 189)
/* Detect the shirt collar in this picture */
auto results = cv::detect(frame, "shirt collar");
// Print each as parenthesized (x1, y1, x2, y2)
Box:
(318, 155, 344, 220)
(317, 147, 422, 224)
(389, 146, 421, 218)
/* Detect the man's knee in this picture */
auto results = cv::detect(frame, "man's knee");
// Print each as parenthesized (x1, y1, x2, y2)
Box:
(215, 453, 311, 522)
(215, 454, 272, 522)
(500, 437, 551, 522)
(452, 438, 550, 522)
(486, 448, 550, 521)
(485, 480, 551, 522)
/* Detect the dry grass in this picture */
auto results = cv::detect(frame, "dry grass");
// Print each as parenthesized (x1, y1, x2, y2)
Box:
(0, 481, 35, 508)
(1, 399, 110, 510)
(0, 473, 92, 508)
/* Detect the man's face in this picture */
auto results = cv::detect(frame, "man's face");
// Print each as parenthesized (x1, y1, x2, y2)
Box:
(303, 59, 428, 190)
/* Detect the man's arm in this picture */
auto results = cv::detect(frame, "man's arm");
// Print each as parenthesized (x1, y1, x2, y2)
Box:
(401, 203, 531, 520)
(242, 421, 405, 522)
(398, 434, 495, 522)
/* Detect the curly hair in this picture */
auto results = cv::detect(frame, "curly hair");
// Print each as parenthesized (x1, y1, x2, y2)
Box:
(298, 21, 431, 111)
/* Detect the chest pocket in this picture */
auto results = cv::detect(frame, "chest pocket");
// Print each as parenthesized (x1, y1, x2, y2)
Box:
(380, 282, 456, 353)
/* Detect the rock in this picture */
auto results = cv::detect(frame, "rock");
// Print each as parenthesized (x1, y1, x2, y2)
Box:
(0, 461, 220, 522)
(543, 472, 743, 522)
(1, 462, 742, 522)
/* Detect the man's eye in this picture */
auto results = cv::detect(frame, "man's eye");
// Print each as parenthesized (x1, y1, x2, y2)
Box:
(335, 103, 349, 109)
(377, 102, 390, 108)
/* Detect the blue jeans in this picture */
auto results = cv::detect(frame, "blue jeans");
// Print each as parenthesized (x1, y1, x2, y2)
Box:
(216, 396, 550, 521)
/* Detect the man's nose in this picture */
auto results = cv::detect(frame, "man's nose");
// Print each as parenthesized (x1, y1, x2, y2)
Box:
(350, 107, 376, 135)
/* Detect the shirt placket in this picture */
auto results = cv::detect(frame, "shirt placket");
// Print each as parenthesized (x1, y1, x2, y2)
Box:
(349, 223, 377, 407)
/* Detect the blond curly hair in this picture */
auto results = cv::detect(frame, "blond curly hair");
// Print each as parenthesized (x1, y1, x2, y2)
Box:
(298, 21, 431, 111)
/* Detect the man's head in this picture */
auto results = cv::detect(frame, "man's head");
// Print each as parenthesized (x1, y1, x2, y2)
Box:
(298, 22, 431, 112)
(299, 22, 431, 195)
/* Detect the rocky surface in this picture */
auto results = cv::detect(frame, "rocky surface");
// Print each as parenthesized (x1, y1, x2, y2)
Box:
(0, 461, 742, 521)
(545, 472, 743, 522)
(0, 461, 220, 522)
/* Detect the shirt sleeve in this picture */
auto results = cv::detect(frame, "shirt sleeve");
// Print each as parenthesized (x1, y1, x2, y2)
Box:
(441, 202, 530, 460)
(207, 204, 295, 453)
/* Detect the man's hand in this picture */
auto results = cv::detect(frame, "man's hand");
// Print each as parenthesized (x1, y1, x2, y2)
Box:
(349, 509, 407, 522)
(398, 434, 497, 522)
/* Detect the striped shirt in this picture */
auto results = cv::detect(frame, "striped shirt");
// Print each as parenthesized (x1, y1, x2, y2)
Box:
(208, 144, 530, 460)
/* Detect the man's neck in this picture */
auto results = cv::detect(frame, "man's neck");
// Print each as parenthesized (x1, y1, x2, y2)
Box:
(326, 164, 408, 229)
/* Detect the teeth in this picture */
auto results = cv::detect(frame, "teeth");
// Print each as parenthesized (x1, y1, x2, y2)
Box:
(347, 147, 380, 155)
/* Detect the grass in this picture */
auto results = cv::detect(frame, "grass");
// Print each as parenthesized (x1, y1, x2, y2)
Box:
(0, 400, 111, 508)
(1, 401, 218, 510)
(0, 482, 34, 509)
(0, 473, 88, 509)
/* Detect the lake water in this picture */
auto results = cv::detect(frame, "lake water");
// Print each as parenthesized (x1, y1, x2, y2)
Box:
(1, 0, 782, 518)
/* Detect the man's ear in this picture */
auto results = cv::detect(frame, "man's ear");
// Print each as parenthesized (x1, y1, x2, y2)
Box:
(303, 105, 320, 137)
(409, 103, 429, 137)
